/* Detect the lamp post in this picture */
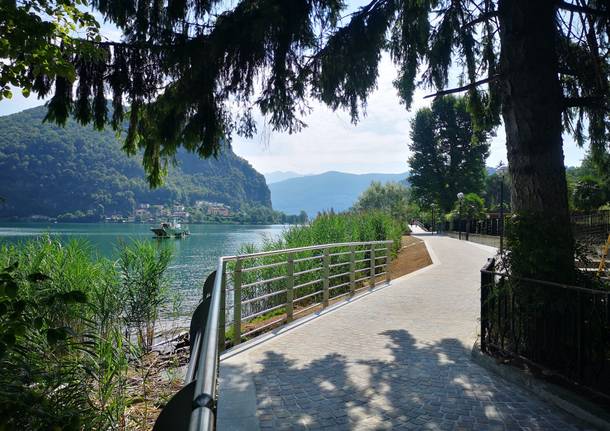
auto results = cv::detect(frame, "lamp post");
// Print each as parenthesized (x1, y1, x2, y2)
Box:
(496, 163, 508, 255)
(457, 192, 464, 240)
(467, 203, 475, 241)
(431, 203, 436, 235)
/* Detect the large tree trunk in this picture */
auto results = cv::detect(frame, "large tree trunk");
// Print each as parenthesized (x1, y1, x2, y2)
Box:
(498, 0, 575, 282)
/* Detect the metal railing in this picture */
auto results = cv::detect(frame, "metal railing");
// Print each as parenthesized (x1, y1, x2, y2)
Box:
(480, 259, 610, 400)
(166, 240, 394, 431)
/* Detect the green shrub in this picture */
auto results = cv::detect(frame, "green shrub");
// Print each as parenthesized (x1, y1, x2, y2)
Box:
(118, 240, 173, 352)
(0, 236, 175, 429)
(0, 238, 128, 430)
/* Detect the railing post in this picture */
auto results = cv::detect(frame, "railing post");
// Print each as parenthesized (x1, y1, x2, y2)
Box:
(232, 258, 242, 347)
(218, 260, 226, 353)
(369, 243, 376, 289)
(322, 248, 330, 308)
(385, 242, 391, 284)
(286, 252, 295, 322)
(349, 245, 356, 297)
(480, 258, 494, 353)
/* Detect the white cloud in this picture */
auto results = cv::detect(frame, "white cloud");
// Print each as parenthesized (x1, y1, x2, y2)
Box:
(233, 54, 587, 174)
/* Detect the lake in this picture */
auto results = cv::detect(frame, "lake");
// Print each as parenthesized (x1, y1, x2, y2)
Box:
(0, 222, 286, 314)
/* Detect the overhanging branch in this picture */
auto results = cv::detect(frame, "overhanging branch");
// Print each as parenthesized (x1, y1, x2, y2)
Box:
(462, 11, 499, 29)
(558, 1, 610, 18)
(423, 75, 500, 99)
(563, 96, 606, 109)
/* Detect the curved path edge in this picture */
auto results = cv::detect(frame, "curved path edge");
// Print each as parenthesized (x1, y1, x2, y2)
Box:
(218, 231, 590, 430)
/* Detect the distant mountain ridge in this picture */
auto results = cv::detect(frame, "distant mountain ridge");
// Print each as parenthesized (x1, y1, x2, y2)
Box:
(0, 106, 271, 219)
(264, 171, 304, 184)
(269, 171, 409, 217)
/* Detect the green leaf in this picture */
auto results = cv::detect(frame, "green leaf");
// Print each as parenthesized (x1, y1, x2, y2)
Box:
(27, 272, 50, 283)
(4, 281, 18, 298)
(3, 332, 15, 347)
(3, 262, 18, 272)
(33, 317, 44, 329)
(12, 300, 26, 313)
(61, 290, 87, 303)
(13, 324, 26, 337)
(46, 327, 68, 345)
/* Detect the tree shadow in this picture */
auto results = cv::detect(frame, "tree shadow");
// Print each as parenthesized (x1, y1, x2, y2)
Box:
(226, 329, 587, 430)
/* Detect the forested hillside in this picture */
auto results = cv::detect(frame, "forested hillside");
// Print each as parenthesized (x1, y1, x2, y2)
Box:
(0, 106, 271, 218)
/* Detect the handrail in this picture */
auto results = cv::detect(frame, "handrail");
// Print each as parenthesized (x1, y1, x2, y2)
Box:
(220, 240, 393, 261)
(188, 257, 223, 431)
(183, 240, 394, 431)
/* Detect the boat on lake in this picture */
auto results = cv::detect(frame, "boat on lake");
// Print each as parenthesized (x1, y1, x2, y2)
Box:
(151, 220, 190, 238)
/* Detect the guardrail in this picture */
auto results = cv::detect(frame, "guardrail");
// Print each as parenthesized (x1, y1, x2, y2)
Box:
(154, 240, 394, 431)
(481, 259, 610, 400)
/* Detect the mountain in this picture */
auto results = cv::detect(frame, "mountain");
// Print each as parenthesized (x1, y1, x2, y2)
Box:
(264, 171, 304, 184)
(269, 171, 409, 217)
(0, 106, 271, 219)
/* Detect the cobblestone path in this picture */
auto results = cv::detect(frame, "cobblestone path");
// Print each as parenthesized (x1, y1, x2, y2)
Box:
(218, 233, 590, 430)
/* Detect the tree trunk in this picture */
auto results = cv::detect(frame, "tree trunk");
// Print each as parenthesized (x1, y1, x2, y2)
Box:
(498, 0, 575, 282)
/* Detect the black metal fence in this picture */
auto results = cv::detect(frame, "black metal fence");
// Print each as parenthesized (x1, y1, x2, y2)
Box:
(480, 259, 610, 399)
(443, 210, 610, 242)
(572, 210, 610, 245)
(443, 215, 505, 236)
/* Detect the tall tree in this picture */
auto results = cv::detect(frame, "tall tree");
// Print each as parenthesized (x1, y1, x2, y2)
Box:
(352, 181, 410, 220)
(408, 96, 489, 213)
(3, 0, 610, 281)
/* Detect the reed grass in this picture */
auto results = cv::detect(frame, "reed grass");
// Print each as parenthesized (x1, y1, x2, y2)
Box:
(225, 211, 407, 338)
(0, 236, 175, 430)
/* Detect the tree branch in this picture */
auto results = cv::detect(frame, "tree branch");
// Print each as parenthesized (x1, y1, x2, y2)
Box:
(462, 11, 498, 29)
(563, 96, 606, 109)
(423, 75, 500, 99)
(558, 1, 610, 18)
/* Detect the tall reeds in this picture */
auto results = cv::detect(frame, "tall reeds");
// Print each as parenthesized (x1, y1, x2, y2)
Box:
(0, 236, 174, 430)
(227, 210, 406, 328)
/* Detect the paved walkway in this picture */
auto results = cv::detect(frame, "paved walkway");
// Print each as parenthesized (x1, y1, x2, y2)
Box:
(218, 233, 589, 430)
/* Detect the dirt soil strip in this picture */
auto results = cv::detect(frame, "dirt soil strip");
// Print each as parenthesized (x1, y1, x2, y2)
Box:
(388, 235, 433, 279)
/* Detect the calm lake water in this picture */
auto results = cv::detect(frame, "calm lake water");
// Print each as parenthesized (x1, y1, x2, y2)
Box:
(0, 222, 286, 314)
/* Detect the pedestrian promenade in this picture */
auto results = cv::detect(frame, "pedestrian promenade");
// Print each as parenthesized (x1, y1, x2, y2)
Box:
(217, 231, 589, 430)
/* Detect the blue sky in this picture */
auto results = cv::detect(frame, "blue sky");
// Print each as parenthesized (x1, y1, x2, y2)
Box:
(0, 1, 586, 174)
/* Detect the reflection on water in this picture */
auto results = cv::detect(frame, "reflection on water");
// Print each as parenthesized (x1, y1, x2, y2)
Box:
(0, 222, 286, 314)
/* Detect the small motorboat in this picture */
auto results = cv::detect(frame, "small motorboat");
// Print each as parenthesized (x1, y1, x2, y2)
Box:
(151, 220, 190, 238)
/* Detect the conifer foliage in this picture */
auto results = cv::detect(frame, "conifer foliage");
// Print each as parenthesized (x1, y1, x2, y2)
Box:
(408, 96, 489, 212)
(3, 0, 610, 278)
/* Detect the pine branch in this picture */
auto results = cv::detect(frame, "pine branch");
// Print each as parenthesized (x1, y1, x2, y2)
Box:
(563, 96, 606, 109)
(423, 75, 500, 99)
(462, 11, 498, 29)
(558, 1, 610, 18)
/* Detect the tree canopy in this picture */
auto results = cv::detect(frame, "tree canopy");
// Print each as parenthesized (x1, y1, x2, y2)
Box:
(3, 0, 608, 186)
(451, 192, 486, 220)
(408, 95, 489, 213)
(4, 0, 610, 280)
(352, 181, 410, 220)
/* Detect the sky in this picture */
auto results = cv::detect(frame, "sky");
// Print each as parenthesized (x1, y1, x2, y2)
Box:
(0, 2, 587, 175)
(230, 53, 587, 175)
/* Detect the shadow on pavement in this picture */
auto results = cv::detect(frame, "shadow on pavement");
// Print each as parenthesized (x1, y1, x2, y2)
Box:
(221, 329, 585, 430)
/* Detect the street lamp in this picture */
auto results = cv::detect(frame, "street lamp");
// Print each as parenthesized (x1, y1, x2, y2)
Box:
(431, 203, 436, 235)
(457, 192, 465, 240)
(496, 162, 508, 255)
(467, 203, 475, 241)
